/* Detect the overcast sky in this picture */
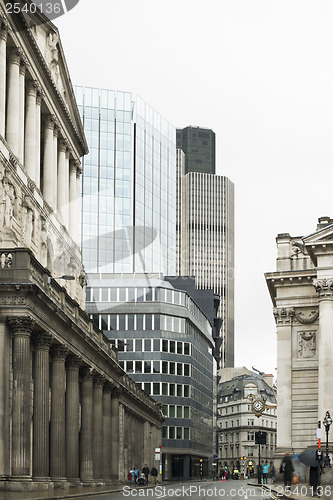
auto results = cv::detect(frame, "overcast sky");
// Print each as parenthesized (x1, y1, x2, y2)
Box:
(56, 0, 333, 375)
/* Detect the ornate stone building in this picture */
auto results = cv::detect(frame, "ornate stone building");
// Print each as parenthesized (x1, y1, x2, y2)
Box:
(266, 216, 333, 458)
(0, 3, 163, 492)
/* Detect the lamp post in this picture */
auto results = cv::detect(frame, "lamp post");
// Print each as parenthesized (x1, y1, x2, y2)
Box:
(323, 411, 332, 468)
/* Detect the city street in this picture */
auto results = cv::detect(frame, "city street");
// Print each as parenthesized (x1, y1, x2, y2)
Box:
(70, 480, 274, 500)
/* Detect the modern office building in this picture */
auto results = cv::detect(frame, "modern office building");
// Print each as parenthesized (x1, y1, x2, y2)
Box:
(86, 274, 215, 480)
(176, 126, 215, 174)
(74, 86, 176, 276)
(176, 128, 234, 368)
(216, 368, 277, 476)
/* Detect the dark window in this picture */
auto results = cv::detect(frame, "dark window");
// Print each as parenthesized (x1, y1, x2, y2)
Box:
(153, 339, 160, 351)
(144, 361, 151, 374)
(154, 315, 160, 330)
(127, 361, 133, 373)
(169, 427, 175, 439)
(184, 343, 190, 355)
(184, 385, 189, 397)
(162, 340, 168, 352)
(135, 339, 142, 351)
(101, 315, 108, 330)
(153, 361, 160, 373)
(184, 364, 190, 376)
(110, 315, 117, 330)
(127, 315, 134, 330)
(170, 341, 175, 353)
(144, 339, 151, 351)
(177, 385, 182, 397)
(177, 342, 182, 354)
(145, 314, 152, 331)
(162, 362, 168, 374)
(144, 383, 151, 394)
(170, 362, 175, 375)
(177, 363, 182, 376)
(126, 339, 133, 352)
(169, 384, 175, 396)
(135, 361, 142, 373)
(153, 383, 160, 395)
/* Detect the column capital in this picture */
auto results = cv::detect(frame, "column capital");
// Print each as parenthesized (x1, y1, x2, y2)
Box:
(32, 332, 53, 349)
(273, 307, 294, 325)
(26, 79, 39, 97)
(58, 138, 68, 153)
(66, 354, 81, 370)
(45, 114, 56, 130)
(94, 374, 105, 387)
(51, 344, 68, 360)
(313, 278, 333, 298)
(104, 382, 113, 393)
(8, 316, 34, 336)
(69, 159, 79, 173)
(19, 59, 28, 76)
(36, 86, 44, 106)
(0, 20, 10, 42)
(9, 47, 23, 66)
(110, 385, 122, 397)
(81, 366, 95, 381)
(65, 146, 73, 159)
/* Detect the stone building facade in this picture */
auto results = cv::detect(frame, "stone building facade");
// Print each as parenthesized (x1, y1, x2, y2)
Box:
(216, 367, 277, 475)
(0, 4, 162, 492)
(266, 216, 333, 459)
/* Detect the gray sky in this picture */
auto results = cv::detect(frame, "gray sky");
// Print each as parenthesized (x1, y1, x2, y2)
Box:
(56, 0, 333, 375)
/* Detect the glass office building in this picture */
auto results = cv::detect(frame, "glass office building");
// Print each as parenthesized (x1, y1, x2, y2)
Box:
(86, 274, 214, 480)
(74, 87, 176, 275)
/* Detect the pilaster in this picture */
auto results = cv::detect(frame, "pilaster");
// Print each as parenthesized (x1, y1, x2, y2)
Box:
(35, 88, 43, 188)
(110, 389, 120, 480)
(18, 58, 27, 163)
(0, 22, 9, 136)
(273, 307, 294, 450)
(313, 278, 333, 421)
(57, 139, 67, 225)
(103, 384, 112, 481)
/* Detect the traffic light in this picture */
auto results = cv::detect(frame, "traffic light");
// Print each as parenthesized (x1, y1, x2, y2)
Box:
(255, 431, 267, 444)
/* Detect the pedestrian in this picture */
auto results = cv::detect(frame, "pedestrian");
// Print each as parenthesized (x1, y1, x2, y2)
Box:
(133, 466, 139, 484)
(128, 471, 133, 483)
(261, 461, 270, 484)
(142, 464, 150, 484)
(270, 463, 276, 484)
(280, 451, 294, 490)
(151, 466, 158, 485)
(309, 466, 320, 497)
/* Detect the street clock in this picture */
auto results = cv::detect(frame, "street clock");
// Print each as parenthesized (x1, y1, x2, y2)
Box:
(252, 398, 265, 417)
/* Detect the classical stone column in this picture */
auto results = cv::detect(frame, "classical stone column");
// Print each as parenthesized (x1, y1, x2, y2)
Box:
(9, 317, 34, 479)
(35, 88, 42, 188)
(57, 139, 67, 225)
(32, 332, 52, 481)
(50, 345, 68, 481)
(6, 47, 22, 156)
(24, 80, 38, 180)
(65, 355, 81, 482)
(103, 384, 112, 481)
(0, 23, 8, 137)
(42, 115, 55, 207)
(18, 59, 26, 163)
(110, 389, 120, 480)
(93, 375, 105, 481)
(273, 307, 294, 450)
(80, 367, 94, 482)
(53, 124, 59, 209)
(313, 279, 333, 420)
(69, 160, 78, 240)
(64, 148, 70, 229)
(75, 166, 81, 244)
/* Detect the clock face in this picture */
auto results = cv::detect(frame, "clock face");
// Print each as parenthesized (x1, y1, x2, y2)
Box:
(252, 399, 264, 413)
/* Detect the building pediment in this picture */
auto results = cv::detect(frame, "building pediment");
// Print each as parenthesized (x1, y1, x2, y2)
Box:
(303, 222, 333, 265)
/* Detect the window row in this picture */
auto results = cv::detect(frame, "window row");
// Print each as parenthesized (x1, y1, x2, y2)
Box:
(111, 338, 191, 355)
(86, 286, 211, 331)
(162, 426, 190, 440)
(93, 313, 186, 333)
(120, 360, 190, 376)
(161, 405, 190, 419)
(140, 382, 190, 398)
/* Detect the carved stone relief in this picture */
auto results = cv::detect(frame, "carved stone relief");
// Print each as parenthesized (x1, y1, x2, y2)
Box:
(298, 331, 316, 359)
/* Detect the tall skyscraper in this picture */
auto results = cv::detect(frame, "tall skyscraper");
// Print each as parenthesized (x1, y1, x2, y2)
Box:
(74, 86, 176, 275)
(176, 126, 216, 174)
(177, 126, 234, 368)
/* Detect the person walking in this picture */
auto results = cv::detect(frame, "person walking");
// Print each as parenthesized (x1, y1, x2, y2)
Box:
(280, 452, 294, 490)
(261, 462, 270, 484)
(309, 466, 320, 497)
(151, 466, 158, 485)
(142, 464, 150, 484)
